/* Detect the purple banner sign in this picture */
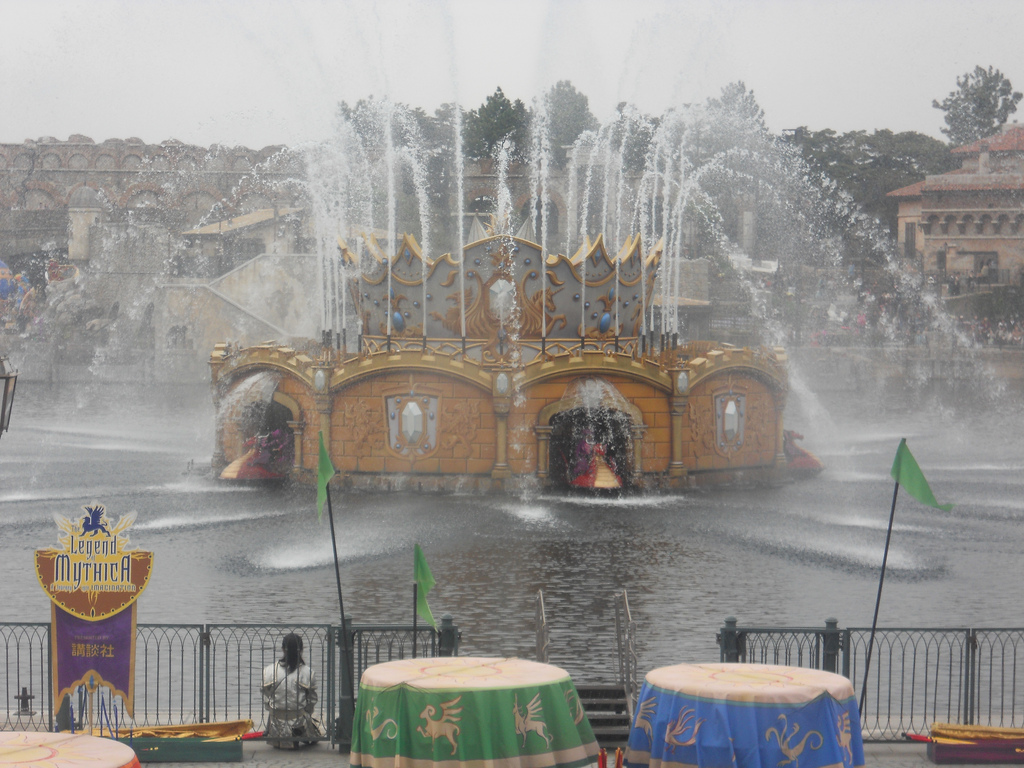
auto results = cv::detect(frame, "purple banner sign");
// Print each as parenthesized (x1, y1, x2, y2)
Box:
(52, 602, 137, 716)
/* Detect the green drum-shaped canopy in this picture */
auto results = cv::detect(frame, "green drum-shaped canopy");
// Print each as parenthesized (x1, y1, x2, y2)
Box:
(351, 657, 599, 768)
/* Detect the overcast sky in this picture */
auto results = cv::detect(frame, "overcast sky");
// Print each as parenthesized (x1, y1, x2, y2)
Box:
(3, 0, 1022, 149)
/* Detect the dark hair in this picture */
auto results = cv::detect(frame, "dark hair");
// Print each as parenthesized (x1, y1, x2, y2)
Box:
(280, 633, 304, 673)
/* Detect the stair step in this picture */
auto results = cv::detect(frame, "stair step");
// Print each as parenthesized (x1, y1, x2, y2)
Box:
(591, 727, 631, 746)
(576, 684, 632, 745)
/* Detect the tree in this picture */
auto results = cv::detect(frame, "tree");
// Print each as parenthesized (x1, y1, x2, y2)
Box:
(613, 101, 657, 172)
(463, 87, 530, 161)
(545, 80, 599, 166)
(791, 127, 956, 232)
(932, 65, 1022, 146)
(707, 81, 766, 131)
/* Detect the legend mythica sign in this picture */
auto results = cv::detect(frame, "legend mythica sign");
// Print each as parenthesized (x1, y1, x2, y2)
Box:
(34, 504, 153, 716)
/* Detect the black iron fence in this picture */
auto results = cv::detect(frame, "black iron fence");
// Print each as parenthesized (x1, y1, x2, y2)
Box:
(20, 613, 1023, 744)
(1, 617, 459, 745)
(719, 617, 1024, 740)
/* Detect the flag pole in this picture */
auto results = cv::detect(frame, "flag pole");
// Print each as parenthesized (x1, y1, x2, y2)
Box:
(324, 483, 355, 701)
(412, 583, 419, 658)
(862, 438, 952, 717)
(860, 477, 900, 716)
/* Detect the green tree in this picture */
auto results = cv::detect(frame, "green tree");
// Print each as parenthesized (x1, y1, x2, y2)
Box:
(707, 80, 766, 131)
(791, 127, 956, 232)
(932, 65, 1022, 146)
(613, 101, 657, 172)
(545, 80, 599, 166)
(463, 87, 530, 161)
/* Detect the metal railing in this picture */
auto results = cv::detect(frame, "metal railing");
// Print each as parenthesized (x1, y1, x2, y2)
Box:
(719, 618, 1024, 740)
(358, 334, 643, 363)
(1, 618, 458, 745)
(614, 591, 639, 722)
(204, 624, 335, 735)
(535, 590, 549, 664)
(350, 621, 458, 684)
(0, 623, 51, 733)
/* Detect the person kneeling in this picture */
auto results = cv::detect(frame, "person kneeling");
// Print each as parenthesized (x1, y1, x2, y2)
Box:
(262, 633, 325, 748)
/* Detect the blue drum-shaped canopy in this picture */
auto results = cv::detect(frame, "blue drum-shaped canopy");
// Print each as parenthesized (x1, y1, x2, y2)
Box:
(625, 663, 864, 768)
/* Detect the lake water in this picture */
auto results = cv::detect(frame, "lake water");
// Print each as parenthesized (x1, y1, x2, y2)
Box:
(3, 364, 1022, 683)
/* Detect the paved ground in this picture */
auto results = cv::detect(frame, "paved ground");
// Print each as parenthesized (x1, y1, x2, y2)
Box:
(148, 740, 1020, 768)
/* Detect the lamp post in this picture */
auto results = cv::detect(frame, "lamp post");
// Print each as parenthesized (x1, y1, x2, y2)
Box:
(0, 355, 17, 440)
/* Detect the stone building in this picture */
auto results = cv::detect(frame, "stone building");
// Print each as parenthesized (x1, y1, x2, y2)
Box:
(1, 135, 731, 382)
(0, 135, 306, 380)
(889, 123, 1024, 285)
(0, 136, 300, 256)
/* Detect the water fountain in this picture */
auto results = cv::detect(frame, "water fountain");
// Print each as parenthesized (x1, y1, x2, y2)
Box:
(5, 84, 1024, 707)
(207, 93, 846, 492)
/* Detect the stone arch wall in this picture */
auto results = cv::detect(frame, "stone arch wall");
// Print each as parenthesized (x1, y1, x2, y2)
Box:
(23, 180, 66, 208)
(127, 189, 160, 209)
(178, 190, 223, 226)
(238, 193, 272, 213)
(119, 183, 165, 208)
(513, 190, 568, 225)
(25, 187, 58, 210)
(514, 192, 566, 249)
(465, 186, 495, 215)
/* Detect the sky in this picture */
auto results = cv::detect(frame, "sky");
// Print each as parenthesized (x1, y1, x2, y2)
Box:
(2, 0, 1023, 150)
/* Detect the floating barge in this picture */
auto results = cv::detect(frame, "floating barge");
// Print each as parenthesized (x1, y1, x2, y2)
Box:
(210, 233, 808, 492)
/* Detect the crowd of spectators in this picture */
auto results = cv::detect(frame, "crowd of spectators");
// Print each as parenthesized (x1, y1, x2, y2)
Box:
(0, 273, 37, 332)
(791, 268, 1024, 350)
(943, 264, 1000, 297)
(952, 315, 1024, 347)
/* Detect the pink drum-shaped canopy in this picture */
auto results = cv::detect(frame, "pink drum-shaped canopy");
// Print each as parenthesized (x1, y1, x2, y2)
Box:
(0, 732, 140, 768)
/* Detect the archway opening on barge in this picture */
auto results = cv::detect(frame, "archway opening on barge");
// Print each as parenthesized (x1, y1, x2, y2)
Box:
(548, 407, 634, 491)
(543, 377, 639, 491)
(219, 372, 296, 481)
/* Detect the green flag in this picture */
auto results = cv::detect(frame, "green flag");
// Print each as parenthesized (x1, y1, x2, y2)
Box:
(414, 544, 437, 629)
(891, 438, 953, 511)
(316, 431, 336, 521)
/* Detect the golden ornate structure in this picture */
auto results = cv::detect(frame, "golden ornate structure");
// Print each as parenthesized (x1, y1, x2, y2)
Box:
(209, 233, 791, 492)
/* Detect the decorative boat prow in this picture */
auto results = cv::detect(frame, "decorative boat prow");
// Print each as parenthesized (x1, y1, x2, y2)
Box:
(783, 430, 825, 477)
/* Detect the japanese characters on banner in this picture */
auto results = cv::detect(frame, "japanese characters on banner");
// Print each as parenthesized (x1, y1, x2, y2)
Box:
(34, 504, 153, 717)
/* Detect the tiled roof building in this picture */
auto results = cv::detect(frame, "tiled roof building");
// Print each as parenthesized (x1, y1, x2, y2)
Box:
(888, 123, 1024, 284)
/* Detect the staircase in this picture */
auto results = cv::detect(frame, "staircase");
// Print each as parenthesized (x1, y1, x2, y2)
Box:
(534, 589, 636, 748)
(577, 683, 632, 747)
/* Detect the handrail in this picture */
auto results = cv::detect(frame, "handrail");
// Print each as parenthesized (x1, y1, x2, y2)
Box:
(614, 591, 638, 723)
(535, 590, 550, 664)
